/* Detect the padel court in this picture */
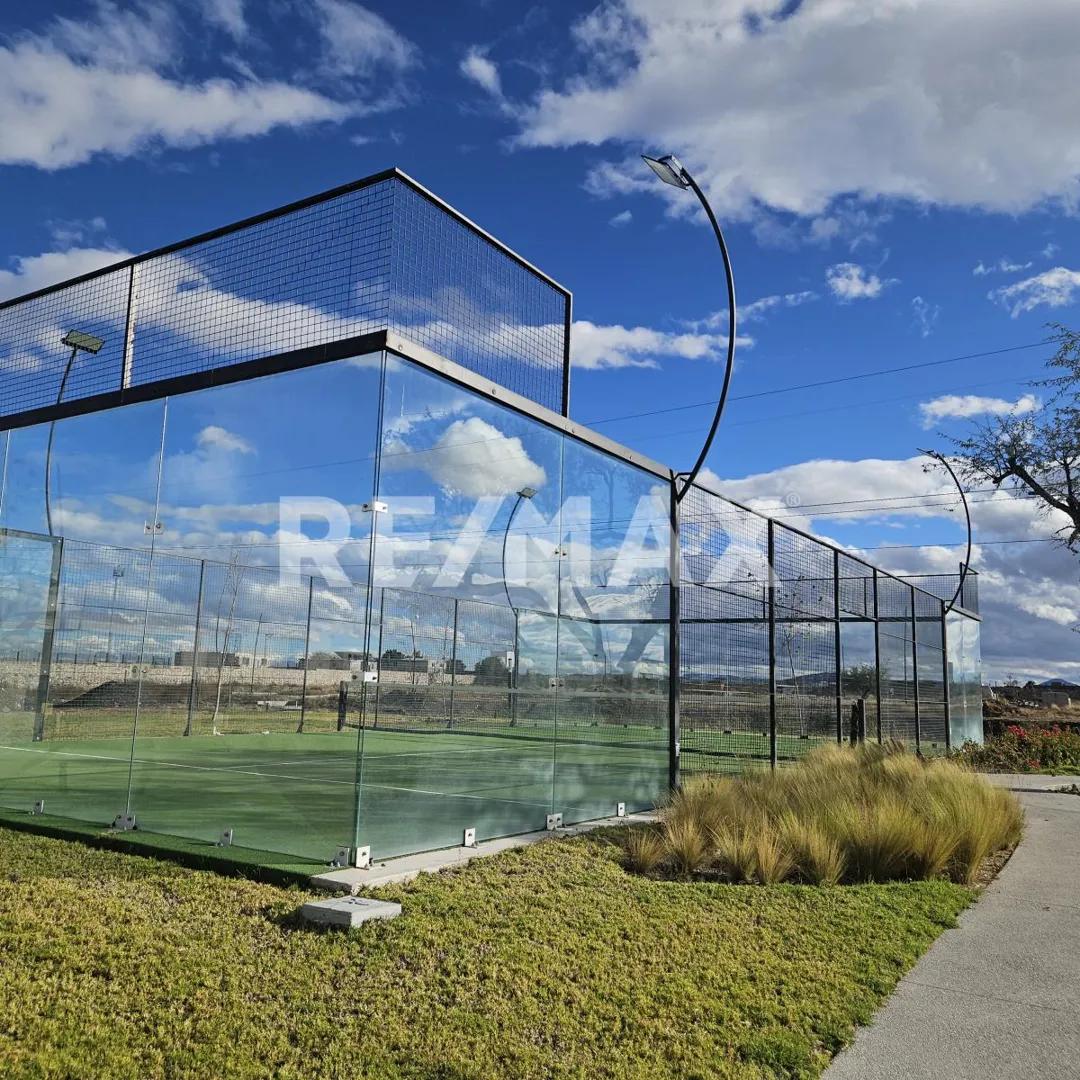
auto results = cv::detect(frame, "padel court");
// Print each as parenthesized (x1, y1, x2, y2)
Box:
(0, 724, 667, 863)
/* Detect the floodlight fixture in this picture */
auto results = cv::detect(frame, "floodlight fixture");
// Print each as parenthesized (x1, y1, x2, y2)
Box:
(517, 486, 538, 499)
(45, 328, 107, 537)
(642, 154, 690, 190)
(918, 447, 972, 614)
(61, 329, 104, 355)
(642, 152, 737, 502)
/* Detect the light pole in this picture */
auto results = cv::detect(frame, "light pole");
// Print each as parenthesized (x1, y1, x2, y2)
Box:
(501, 486, 537, 726)
(919, 448, 973, 613)
(105, 566, 124, 663)
(642, 154, 737, 502)
(45, 329, 104, 537)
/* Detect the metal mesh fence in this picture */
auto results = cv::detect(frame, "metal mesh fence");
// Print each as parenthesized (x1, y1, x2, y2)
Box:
(0, 172, 571, 427)
(678, 488, 772, 769)
(901, 568, 979, 615)
(388, 183, 568, 410)
(676, 486, 967, 773)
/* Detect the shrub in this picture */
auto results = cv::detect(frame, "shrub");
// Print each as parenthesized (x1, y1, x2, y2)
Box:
(953, 725, 1080, 774)
(622, 746, 1023, 887)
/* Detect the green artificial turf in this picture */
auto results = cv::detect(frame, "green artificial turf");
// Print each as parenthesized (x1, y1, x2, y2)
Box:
(0, 825, 974, 1079)
(0, 727, 668, 862)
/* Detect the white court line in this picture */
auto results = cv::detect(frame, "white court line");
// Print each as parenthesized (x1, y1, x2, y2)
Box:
(228, 745, 521, 771)
(0, 744, 551, 811)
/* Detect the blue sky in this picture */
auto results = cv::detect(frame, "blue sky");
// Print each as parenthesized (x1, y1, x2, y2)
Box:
(1, 0, 1080, 680)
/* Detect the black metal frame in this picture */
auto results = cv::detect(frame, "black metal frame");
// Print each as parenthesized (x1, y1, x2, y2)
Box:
(0, 168, 574, 428)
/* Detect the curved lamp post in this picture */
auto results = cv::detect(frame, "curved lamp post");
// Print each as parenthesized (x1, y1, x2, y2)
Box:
(918, 447, 972, 613)
(642, 154, 737, 502)
(501, 487, 537, 725)
(45, 329, 104, 537)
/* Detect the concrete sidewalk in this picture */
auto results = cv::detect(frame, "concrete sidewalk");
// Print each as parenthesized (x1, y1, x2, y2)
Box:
(825, 790, 1080, 1079)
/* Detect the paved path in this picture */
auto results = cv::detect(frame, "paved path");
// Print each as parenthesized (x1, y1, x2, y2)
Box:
(825, 790, 1080, 1079)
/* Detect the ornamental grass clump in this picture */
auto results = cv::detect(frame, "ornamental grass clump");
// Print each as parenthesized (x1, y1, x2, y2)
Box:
(621, 743, 1022, 886)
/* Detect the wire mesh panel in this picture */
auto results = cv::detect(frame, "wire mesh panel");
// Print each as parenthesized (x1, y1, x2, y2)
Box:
(170, 561, 311, 737)
(306, 579, 372, 733)
(900, 569, 979, 616)
(915, 591, 947, 753)
(130, 185, 393, 389)
(44, 540, 152, 741)
(369, 588, 456, 733)
(772, 526, 837, 759)
(450, 598, 519, 735)
(838, 554, 874, 619)
(679, 487, 772, 772)
(0, 172, 571, 428)
(876, 575, 917, 747)
(389, 183, 569, 412)
(0, 269, 130, 421)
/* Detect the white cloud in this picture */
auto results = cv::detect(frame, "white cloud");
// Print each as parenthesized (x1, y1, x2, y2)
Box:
(739, 291, 817, 323)
(571, 319, 750, 370)
(1043, 242, 1060, 259)
(703, 453, 1080, 680)
(514, 0, 1080, 221)
(911, 295, 939, 337)
(826, 263, 893, 301)
(0, 2, 418, 170)
(313, 0, 417, 78)
(609, 210, 633, 228)
(918, 393, 1040, 428)
(198, 0, 248, 41)
(196, 425, 255, 454)
(973, 257, 1033, 276)
(384, 416, 547, 499)
(991, 266, 1080, 317)
(0, 247, 130, 302)
(460, 47, 501, 97)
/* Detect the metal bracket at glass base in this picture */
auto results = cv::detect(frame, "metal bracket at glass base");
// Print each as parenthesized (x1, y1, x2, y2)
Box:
(330, 846, 352, 869)
(31, 799, 45, 816)
(617, 803, 626, 818)
(111, 813, 136, 832)
(463, 827, 476, 848)
(217, 829, 234, 847)
(546, 813, 563, 831)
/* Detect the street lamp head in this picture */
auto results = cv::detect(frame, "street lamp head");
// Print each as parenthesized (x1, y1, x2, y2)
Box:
(61, 329, 104, 355)
(642, 154, 690, 190)
(517, 487, 538, 499)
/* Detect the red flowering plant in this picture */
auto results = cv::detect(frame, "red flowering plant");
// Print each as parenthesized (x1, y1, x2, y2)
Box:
(955, 723, 1080, 774)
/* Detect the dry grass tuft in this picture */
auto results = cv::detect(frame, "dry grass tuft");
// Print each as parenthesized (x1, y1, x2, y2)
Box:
(623, 826, 666, 874)
(622, 745, 1023, 887)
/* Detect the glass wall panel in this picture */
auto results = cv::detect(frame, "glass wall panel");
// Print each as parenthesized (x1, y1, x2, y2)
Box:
(0, 400, 165, 826)
(556, 439, 669, 822)
(947, 612, 984, 747)
(125, 356, 383, 861)
(362, 354, 565, 857)
(0, 530, 61, 812)
(916, 593, 947, 752)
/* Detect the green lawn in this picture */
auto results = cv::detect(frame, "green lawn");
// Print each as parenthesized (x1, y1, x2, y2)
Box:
(0, 826, 973, 1079)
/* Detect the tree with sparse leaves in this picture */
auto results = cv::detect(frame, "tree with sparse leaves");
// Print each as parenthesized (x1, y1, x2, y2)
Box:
(948, 324, 1080, 550)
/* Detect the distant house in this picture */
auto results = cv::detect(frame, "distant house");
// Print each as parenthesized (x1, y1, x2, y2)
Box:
(173, 650, 241, 668)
